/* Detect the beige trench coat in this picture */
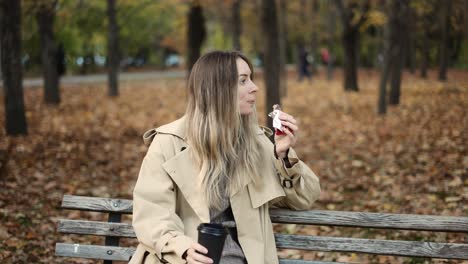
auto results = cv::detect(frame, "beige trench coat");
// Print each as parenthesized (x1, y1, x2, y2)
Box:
(130, 116, 321, 264)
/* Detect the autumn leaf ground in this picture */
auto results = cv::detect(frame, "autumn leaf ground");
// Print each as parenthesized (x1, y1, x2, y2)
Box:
(0, 69, 467, 263)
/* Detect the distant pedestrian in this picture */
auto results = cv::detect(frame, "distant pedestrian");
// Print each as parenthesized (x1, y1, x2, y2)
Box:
(321, 48, 334, 80)
(298, 48, 311, 82)
(320, 48, 329, 65)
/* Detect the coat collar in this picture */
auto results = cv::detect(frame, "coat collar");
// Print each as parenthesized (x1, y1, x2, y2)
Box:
(161, 146, 211, 222)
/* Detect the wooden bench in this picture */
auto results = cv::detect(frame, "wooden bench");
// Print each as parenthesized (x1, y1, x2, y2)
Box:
(55, 195, 468, 263)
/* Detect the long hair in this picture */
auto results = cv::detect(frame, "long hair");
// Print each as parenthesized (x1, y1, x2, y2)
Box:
(185, 51, 262, 210)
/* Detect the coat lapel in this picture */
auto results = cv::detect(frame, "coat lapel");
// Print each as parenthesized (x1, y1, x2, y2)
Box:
(162, 147, 210, 223)
(235, 132, 285, 209)
(246, 160, 285, 208)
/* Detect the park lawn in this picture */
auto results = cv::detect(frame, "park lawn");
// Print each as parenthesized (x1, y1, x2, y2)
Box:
(0, 69, 466, 263)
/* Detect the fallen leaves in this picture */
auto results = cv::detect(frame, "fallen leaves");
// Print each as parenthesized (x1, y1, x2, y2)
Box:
(0, 69, 467, 263)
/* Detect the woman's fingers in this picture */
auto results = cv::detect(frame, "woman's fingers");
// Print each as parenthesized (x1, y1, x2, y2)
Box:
(186, 250, 213, 264)
(186, 243, 213, 264)
(283, 127, 297, 146)
(191, 243, 208, 254)
(281, 121, 298, 132)
(277, 111, 297, 124)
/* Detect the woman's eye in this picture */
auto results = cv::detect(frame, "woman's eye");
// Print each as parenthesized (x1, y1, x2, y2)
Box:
(240, 79, 246, 84)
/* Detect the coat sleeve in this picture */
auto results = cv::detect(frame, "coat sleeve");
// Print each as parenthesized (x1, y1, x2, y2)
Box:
(132, 134, 194, 264)
(271, 147, 321, 210)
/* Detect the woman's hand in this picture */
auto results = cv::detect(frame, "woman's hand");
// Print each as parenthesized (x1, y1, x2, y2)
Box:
(184, 243, 213, 264)
(274, 111, 298, 159)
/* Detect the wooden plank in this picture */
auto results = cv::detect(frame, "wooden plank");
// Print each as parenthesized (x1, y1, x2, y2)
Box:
(270, 209, 468, 233)
(54, 243, 346, 263)
(55, 243, 134, 261)
(58, 219, 136, 238)
(279, 260, 345, 264)
(275, 234, 468, 260)
(61, 195, 468, 233)
(61, 195, 132, 213)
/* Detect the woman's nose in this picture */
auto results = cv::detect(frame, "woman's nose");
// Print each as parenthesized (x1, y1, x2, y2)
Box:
(250, 83, 259, 93)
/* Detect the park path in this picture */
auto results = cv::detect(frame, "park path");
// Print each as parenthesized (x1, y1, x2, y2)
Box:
(4, 66, 290, 88)
(18, 70, 186, 87)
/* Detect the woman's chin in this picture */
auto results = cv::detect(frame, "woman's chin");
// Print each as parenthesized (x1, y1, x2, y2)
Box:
(240, 109, 255, 115)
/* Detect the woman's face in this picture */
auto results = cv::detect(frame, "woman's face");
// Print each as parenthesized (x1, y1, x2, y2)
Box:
(236, 58, 258, 115)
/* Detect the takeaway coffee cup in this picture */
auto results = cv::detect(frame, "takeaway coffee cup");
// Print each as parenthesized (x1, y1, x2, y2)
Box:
(197, 223, 227, 264)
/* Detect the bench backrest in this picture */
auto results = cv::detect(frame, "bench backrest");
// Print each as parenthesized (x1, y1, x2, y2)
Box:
(55, 195, 468, 264)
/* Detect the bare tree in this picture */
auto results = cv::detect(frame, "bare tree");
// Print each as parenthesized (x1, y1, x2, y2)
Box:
(420, 15, 431, 78)
(406, 8, 416, 74)
(438, 0, 452, 81)
(278, 0, 287, 98)
(36, 1, 60, 104)
(1, 0, 28, 135)
(389, 0, 410, 105)
(107, 0, 119, 97)
(261, 0, 281, 132)
(334, 0, 371, 92)
(310, 0, 319, 60)
(326, 1, 337, 80)
(378, 0, 407, 114)
(232, 0, 242, 51)
(187, 0, 206, 74)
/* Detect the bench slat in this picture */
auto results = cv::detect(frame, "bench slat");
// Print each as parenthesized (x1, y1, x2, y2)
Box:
(57, 219, 136, 238)
(55, 243, 134, 261)
(55, 243, 344, 263)
(270, 209, 468, 233)
(279, 260, 345, 264)
(62, 195, 132, 213)
(62, 196, 468, 233)
(275, 234, 468, 259)
(57, 219, 468, 259)
(58, 219, 136, 238)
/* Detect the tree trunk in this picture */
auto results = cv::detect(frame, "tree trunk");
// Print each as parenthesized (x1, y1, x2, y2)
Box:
(378, 23, 392, 115)
(1, 0, 28, 135)
(406, 8, 416, 74)
(389, 44, 403, 105)
(261, 0, 281, 132)
(379, 0, 406, 114)
(278, 0, 287, 98)
(334, 0, 370, 92)
(326, 1, 336, 80)
(342, 28, 359, 91)
(232, 0, 242, 51)
(187, 1, 206, 74)
(389, 0, 409, 106)
(438, 0, 452, 81)
(0, 37, 2, 81)
(107, 0, 119, 97)
(310, 0, 319, 61)
(36, 2, 60, 104)
(420, 30, 429, 78)
(252, 0, 261, 56)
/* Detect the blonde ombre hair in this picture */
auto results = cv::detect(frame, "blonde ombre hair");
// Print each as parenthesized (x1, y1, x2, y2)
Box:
(185, 51, 262, 210)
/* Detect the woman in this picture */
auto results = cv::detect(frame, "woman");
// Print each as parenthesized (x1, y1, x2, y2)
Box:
(130, 51, 320, 264)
